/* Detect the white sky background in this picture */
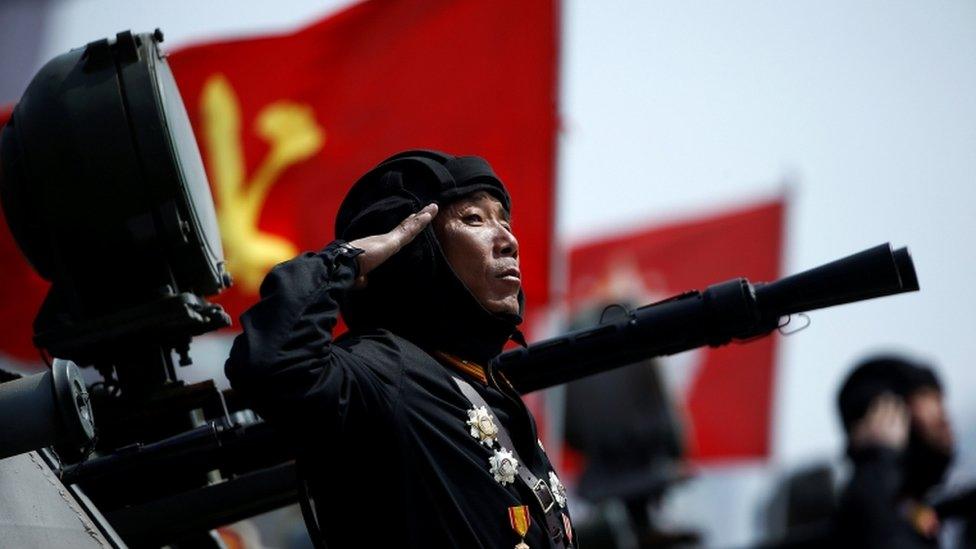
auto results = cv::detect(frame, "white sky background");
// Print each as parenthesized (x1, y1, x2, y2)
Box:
(22, 0, 976, 545)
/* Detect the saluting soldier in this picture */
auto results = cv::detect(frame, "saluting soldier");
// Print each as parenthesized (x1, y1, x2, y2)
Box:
(834, 355, 955, 548)
(225, 150, 574, 548)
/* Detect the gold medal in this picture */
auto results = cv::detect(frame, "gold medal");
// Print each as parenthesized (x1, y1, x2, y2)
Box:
(508, 505, 531, 549)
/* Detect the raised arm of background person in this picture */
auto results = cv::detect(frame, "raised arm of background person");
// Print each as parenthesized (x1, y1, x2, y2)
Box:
(223, 205, 437, 445)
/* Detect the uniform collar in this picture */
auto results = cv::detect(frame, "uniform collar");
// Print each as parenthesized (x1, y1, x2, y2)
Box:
(434, 351, 488, 385)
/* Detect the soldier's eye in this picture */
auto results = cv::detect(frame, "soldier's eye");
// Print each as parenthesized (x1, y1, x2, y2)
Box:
(463, 213, 483, 224)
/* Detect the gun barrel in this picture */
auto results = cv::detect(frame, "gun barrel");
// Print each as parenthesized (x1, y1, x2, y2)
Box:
(496, 243, 919, 394)
(753, 243, 918, 318)
(497, 290, 723, 393)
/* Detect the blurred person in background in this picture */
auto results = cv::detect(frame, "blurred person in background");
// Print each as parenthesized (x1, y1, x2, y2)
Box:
(834, 355, 955, 548)
(562, 304, 698, 548)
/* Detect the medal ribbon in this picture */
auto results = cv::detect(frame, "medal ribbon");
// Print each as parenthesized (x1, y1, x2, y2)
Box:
(508, 505, 531, 537)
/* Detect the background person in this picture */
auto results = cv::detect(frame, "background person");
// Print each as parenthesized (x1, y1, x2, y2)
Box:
(834, 355, 955, 548)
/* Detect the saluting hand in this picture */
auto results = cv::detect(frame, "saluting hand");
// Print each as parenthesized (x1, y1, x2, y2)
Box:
(851, 393, 910, 451)
(348, 203, 438, 288)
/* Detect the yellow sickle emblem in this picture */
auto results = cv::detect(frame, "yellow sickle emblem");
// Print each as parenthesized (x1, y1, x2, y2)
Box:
(200, 73, 325, 294)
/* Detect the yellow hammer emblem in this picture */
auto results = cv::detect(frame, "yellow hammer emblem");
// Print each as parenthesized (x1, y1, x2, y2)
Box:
(200, 73, 325, 294)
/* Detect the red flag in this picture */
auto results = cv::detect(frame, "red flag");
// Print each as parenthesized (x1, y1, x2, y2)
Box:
(567, 199, 784, 460)
(0, 1, 558, 361)
(168, 0, 558, 326)
(1, 103, 52, 365)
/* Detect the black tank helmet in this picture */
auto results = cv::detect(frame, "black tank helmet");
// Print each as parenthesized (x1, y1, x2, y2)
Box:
(837, 355, 941, 435)
(335, 150, 525, 364)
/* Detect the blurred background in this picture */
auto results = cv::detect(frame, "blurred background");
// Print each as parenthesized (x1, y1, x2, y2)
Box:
(1, 0, 974, 547)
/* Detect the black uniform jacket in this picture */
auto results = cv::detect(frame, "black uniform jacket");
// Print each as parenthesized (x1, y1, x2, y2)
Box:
(225, 242, 572, 548)
(834, 446, 938, 549)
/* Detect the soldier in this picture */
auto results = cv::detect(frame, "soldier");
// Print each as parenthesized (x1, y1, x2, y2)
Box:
(225, 150, 574, 548)
(834, 355, 955, 548)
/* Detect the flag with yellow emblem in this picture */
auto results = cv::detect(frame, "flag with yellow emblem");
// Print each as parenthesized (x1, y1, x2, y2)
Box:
(167, 0, 558, 327)
(0, 0, 558, 362)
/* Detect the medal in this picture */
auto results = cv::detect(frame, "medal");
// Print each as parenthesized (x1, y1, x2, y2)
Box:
(466, 405, 499, 446)
(907, 502, 940, 538)
(508, 505, 531, 549)
(489, 448, 519, 485)
(549, 471, 567, 508)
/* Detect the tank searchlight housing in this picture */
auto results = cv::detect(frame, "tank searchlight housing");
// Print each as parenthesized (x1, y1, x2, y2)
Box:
(0, 30, 230, 366)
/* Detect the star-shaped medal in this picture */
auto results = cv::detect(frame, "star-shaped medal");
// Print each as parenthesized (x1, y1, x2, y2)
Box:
(549, 471, 568, 508)
(466, 405, 499, 446)
(489, 448, 519, 485)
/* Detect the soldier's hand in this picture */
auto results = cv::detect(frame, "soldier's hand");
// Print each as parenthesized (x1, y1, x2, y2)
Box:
(348, 203, 438, 288)
(851, 393, 910, 451)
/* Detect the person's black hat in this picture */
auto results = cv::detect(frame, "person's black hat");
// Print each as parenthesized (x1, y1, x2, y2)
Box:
(336, 150, 511, 241)
(837, 354, 941, 434)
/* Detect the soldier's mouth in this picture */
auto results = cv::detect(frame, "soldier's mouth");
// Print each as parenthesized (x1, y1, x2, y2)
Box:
(496, 268, 521, 281)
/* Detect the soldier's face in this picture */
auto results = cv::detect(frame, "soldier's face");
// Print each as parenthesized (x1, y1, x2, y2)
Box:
(909, 388, 954, 454)
(433, 192, 521, 316)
